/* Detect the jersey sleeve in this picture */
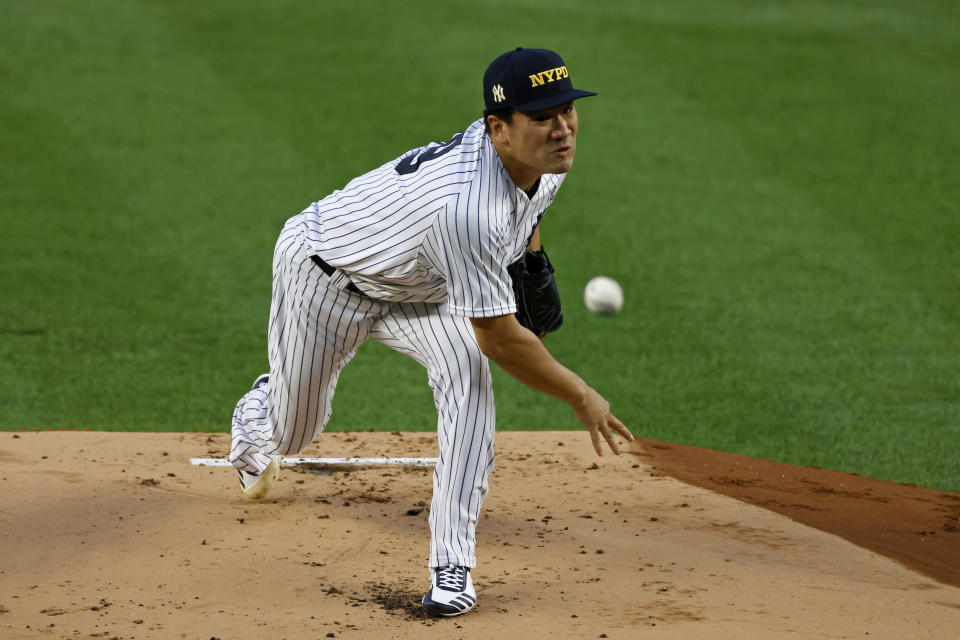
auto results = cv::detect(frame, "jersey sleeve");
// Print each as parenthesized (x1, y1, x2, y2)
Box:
(438, 196, 517, 318)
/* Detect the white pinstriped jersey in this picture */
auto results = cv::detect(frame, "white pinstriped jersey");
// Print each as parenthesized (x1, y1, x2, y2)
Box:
(302, 119, 565, 317)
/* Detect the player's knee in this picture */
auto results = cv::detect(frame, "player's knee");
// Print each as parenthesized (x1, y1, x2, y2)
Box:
(462, 343, 492, 386)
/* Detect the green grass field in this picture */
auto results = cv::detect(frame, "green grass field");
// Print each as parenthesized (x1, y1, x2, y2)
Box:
(1, 0, 957, 491)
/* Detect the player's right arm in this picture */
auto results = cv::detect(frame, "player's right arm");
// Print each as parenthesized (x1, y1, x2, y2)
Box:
(469, 314, 632, 456)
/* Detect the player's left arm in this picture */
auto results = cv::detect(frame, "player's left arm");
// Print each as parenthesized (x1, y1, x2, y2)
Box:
(512, 224, 561, 337)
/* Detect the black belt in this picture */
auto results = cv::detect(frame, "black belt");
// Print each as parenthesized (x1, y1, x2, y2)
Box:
(310, 255, 364, 295)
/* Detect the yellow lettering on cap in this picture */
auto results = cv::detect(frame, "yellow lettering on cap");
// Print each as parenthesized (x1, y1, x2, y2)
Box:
(529, 66, 570, 88)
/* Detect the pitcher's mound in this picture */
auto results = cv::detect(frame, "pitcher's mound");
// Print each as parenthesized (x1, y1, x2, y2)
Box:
(0, 430, 957, 639)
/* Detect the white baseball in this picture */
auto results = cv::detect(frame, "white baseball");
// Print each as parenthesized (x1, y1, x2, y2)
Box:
(584, 276, 624, 315)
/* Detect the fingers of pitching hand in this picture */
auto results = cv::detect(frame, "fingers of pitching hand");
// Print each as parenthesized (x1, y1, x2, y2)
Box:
(601, 425, 621, 455)
(590, 427, 604, 457)
(610, 416, 633, 441)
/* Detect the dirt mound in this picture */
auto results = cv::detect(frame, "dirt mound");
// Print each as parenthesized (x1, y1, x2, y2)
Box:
(0, 431, 957, 639)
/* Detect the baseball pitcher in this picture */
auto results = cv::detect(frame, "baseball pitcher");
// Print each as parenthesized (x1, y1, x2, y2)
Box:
(229, 47, 634, 617)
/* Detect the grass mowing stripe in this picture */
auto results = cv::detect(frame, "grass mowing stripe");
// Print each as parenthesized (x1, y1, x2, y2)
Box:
(1, 0, 296, 429)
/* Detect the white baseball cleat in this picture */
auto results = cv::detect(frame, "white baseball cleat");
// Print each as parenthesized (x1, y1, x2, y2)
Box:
(237, 455, 280, 500)
(422, 565, 476, 617)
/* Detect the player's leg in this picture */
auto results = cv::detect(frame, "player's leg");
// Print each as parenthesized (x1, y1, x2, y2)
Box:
(371, 302, 494, 615)
(230, 215, 384, 486)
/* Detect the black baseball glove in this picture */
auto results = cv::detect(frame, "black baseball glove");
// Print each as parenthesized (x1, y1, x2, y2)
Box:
(506, 247, 563, 337)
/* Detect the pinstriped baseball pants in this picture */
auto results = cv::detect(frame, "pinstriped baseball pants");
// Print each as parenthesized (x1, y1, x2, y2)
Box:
(230, 216, 496, 569)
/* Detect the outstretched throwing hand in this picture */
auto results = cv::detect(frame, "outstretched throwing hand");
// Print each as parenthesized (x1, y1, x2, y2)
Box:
(572, 387, 634, 456)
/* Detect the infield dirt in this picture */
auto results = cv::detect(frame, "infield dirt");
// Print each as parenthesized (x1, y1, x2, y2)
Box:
(1, 431, 958, 639)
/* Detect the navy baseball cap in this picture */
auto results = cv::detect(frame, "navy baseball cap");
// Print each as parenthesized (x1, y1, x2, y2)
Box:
(483, 47, 597, 115)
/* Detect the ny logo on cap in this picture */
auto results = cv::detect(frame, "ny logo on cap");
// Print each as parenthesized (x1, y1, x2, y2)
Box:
(492, 84, 506, 103)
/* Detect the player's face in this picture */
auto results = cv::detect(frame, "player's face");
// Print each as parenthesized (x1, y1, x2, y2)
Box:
(492, 102, 579, 189)
(513, 102, 578, 175)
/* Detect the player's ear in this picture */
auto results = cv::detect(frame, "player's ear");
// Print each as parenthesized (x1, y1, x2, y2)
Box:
(486, 114, 512, 147)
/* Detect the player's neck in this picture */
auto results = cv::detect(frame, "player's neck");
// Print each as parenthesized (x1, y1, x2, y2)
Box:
(523, 178, 541, 199)
(505, 165, 541, 194)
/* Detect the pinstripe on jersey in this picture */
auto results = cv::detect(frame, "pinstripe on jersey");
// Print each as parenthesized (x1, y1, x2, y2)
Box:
(303, 119, 565, 311)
